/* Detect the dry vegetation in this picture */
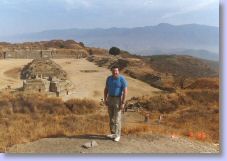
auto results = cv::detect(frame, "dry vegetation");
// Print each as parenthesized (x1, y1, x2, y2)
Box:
(127, 88, 219, 143)
(0, 92, 106, 152)
(87, 53, 219, 91)
(122, 124, 150, 135)
(80, 70, 99, 73)
(148, 55, 218, 78)
(0, 92, 150, 152)
(185, 77, 219, 90)
(0, 40, 85, 50)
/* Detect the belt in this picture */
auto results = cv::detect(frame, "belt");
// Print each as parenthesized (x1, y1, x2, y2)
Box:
(109, 95, 121, 97)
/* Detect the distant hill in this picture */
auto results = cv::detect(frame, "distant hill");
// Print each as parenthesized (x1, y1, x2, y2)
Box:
(147, 55, 219, 78)
(0, 23, 219, 61)
(88, 49, 219, 91)
(138, 49, 219, 61)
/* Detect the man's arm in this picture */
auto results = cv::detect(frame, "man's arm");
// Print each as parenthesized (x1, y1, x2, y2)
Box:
(120, 87, 128, 109)
(104, 77, 109, 106)
(104, 85, 108, 106)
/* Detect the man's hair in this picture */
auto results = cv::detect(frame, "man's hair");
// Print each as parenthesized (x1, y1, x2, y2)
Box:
(111, 65, 119, 71)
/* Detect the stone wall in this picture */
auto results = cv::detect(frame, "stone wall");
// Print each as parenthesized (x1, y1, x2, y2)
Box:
(0, 49, 88, 59)
(49, 80, 74, 97)
(23, 78, 74, 97)
(23, 79, 50, 92)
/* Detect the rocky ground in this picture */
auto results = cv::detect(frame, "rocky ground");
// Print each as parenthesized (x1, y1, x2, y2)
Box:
(7, 134, 219, 154)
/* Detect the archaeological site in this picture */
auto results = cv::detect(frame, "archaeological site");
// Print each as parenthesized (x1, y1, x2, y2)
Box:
(21, 58, 75, 97)
(0, 40, 89, 97)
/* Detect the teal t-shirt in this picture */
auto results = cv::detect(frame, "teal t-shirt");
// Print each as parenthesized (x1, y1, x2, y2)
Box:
(106, 75, 128, 97)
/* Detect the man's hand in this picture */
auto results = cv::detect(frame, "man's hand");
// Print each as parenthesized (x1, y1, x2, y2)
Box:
(120, 103, 125, 111)
(104, 99, 108, 106)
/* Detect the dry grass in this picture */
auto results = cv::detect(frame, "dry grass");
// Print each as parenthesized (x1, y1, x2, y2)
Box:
(80, 70, 99, 73)
(0, 87, 220, 152)
(122, 125, 151, 135)
(185, 77, 219, 90)
(0, 92, 100, 115)
(65, 98, 99, 114)
(184, 89, 219, 106)
(0, 92, 157, 152)
(163, 104, 219, 142)
(148, 55, 218, 78)
(127, 89, 219, 143)
(128, 94, 180, 113)
(0, 92, 109, 152)
(0, 113, 110, 152)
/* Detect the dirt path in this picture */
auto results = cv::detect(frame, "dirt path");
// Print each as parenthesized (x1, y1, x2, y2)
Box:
(7, 134, 219, 153)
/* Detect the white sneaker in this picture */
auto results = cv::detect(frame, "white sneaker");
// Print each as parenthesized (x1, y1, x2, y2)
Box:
(114, 136, 120, 142)
(106, 134, 116, 139)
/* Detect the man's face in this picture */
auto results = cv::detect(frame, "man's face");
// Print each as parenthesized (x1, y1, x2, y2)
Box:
(112, 68, 119, 77)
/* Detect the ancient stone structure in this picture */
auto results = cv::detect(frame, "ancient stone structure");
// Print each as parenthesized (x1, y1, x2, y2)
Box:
(23, 76, 74, 97)
(0, 49, 87, 59)
(49, 78, 74, 97)
(0, 40, 89, 59)
(22, 59, 74, 97)
(23, 78, 50, 93)
(21, 58, 67, 80)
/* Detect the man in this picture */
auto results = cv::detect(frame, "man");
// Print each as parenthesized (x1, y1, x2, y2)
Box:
(104, 65, 128, 142)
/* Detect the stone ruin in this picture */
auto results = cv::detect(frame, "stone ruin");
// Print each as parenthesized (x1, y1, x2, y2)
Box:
(0, 49, 87, 59)
(0, 40, 89, 59)
(21, 58, 74, 97)
(21, 58, 67, 80)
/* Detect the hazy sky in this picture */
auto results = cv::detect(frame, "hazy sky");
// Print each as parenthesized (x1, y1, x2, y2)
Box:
(0, 0, 219, 36)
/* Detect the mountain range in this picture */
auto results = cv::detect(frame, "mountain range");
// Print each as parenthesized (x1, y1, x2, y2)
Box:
(0, 23, 219, 61)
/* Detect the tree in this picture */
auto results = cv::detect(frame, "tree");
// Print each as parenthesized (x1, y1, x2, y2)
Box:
(79, 42, 85, 47)
(88, 49, 93, 55)
(109, 47, 121, 56)
(59, 44, 65, 48)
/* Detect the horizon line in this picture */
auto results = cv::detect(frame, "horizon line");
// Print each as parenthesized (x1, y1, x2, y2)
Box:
(1, 22, 219, 38)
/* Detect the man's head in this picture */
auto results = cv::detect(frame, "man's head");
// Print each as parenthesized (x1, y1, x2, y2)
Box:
(111, 65, 120, 78)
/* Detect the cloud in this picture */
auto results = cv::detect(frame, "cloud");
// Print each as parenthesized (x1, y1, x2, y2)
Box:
(56, 0, 92, 10)
(0, 0, 32, 5)
(143, 0, 153, 5)
(0, 0, 219, 36)
(161, 0, 217, 19)
(59, 0, 155, 11)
